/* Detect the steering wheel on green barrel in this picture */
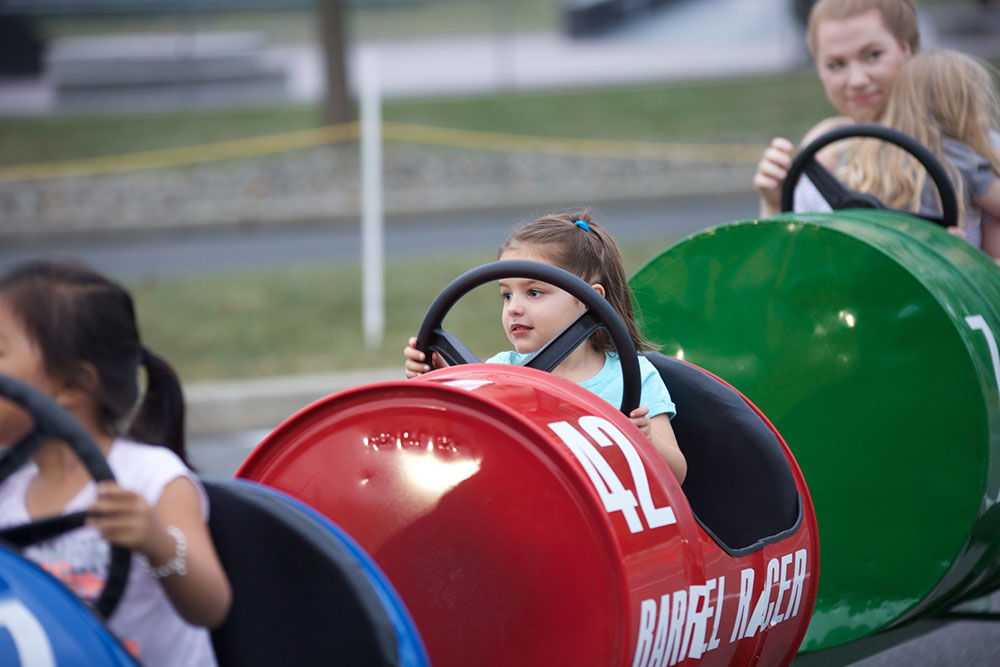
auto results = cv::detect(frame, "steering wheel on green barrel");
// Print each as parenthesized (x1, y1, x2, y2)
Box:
(780, 122, 959, 229)
(415, 259, 642, 415)
(0, 373, 130, 619)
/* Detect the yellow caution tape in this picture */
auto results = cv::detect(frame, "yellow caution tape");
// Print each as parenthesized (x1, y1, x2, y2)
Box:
(0, 120, 762, 183)
(382, 122, 763, 163)
(0, 122, 360, 183)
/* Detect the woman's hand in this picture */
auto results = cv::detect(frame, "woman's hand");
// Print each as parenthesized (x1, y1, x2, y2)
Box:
(404, 336, 447, 378)
(754, 137, 795, 218)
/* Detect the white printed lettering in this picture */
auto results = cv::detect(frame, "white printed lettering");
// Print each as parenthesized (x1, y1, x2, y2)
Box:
(632, 598, 658, 667)
(770, 552, 793, 625)
(649, 594, 671, 667)
(730, 568, 754, 643)
(631, 551, 809, 666)
(0, 599, 55, 667)
(707, 575, 724, 651)
(666, 590, 687, 666)
(966, 315, 1000, 408)
(580, 416, 677, 529)
(788, 549, 807, 619)
(548, 421, 643, 533)
(683, 582, 714, 660)
(744, 558, 780, 638)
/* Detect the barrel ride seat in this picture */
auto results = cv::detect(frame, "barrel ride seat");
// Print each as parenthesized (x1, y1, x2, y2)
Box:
(643, 352, 802, 554)
(204, 478, 403, 667)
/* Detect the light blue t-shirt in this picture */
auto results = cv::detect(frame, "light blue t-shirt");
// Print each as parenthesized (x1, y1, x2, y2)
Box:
(485, 350, 676, 419)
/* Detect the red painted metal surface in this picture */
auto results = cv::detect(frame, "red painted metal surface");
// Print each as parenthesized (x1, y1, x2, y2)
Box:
(237, 363, 818, 666)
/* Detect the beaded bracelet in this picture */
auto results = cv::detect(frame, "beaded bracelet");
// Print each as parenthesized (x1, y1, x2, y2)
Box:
(143, 525, 188, 579)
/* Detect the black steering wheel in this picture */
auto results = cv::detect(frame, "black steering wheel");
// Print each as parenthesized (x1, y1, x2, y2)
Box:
(0, 374, 130, 619)
(780, 123, 959, 229)
(415, 259, 641, 415)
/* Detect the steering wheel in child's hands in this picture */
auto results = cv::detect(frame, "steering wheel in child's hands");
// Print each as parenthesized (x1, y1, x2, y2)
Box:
(780, 123, 959, 229)
(0, 374, 130, 619)
(415, 259, 642, 415)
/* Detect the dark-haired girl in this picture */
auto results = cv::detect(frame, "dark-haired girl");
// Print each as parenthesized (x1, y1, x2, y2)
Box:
(404, 212, 686, 482)
(0, 259, 231, 666)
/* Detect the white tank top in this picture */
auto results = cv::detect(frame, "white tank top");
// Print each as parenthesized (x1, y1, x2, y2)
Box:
(0, 438, 217, 666)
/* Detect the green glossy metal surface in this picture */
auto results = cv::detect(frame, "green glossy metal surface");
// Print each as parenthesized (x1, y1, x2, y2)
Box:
(630, 211, 1000, 652)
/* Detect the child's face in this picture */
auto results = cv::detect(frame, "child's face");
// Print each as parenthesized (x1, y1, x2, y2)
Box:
(814, 9, 911, 122)
(498, 245, 587, 355)
(0, 296, 56, 445)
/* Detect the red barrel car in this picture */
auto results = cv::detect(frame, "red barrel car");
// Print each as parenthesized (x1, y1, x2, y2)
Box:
(238, 260, 819, 666)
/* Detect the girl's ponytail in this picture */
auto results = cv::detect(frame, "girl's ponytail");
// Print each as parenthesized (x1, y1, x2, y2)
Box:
(129, 347, 189, 466)
(1, 260, 192, 465)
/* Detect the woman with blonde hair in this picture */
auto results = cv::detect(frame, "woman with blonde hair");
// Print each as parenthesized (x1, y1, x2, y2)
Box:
(845, 50, 1000, 249)
(753, 0, 1000, 256)
(754, 0, 920, 217)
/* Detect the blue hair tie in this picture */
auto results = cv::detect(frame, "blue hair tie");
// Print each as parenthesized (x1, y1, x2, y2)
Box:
(574, 220, 590, 232)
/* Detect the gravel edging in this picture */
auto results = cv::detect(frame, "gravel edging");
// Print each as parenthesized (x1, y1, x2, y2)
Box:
(1, 143, 756, 242)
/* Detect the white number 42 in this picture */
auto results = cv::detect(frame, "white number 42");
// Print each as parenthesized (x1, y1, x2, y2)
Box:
(549, 416, 676, 534)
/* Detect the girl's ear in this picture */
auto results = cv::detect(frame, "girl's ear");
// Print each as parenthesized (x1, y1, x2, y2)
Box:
(591, 283, 606, 298)
(53, 361, 99, 410)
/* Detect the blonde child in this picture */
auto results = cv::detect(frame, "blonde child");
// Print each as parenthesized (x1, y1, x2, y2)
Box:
(0, 259, 231, 666)
(846, 49, 1000, 249)
(404, 212, 687, 483)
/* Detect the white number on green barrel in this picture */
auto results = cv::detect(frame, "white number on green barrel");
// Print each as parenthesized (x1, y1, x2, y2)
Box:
(966, 315, 1000, 407)
(549, 417, 676, 533)
(0, 599, 55, 667)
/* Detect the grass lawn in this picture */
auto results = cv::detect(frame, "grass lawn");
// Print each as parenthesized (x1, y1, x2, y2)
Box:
(128, 240, 670, 382)
(0, 11, 833, 381)
(0, 70, 831, 166)
(0, 56, 832, 383)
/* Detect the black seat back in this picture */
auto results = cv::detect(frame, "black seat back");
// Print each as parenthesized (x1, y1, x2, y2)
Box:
(205, 478, 400, 666)
(644, 353, 801, 554)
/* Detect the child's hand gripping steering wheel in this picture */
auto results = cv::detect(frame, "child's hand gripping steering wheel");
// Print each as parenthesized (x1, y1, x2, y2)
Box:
(0, 374, 131, 619)
(415, 259, 642, 415)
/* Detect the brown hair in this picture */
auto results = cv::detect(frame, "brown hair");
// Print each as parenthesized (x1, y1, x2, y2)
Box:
(806, 0, 919, 57)
(498, 210, 655, 355)
(0, 259, 189, 464)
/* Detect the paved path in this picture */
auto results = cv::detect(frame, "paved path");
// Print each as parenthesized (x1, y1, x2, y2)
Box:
(0, 0, 806, 115)
(3, 1, 997, 115)
(335, 0, 803, 98)
(0, 193, 758, 278)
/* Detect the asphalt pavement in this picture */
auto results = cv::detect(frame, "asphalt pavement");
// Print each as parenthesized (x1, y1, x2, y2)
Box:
(0, 193, 758, 278)
(0, 0, 807, 115)
(4, 0, 993, 116)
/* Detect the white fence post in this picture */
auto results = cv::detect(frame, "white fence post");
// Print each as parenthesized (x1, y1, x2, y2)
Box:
(359, 47, 384, 350)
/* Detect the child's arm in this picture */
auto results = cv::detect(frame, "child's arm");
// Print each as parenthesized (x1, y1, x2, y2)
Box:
(983, 218, 1000, 263)
(975, 180, 1000, 261)
(975, 179, 1000, 220)
(88, 479, 232, 628)
(628, 407, 687, 484)
(403, 336, 448, 378)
